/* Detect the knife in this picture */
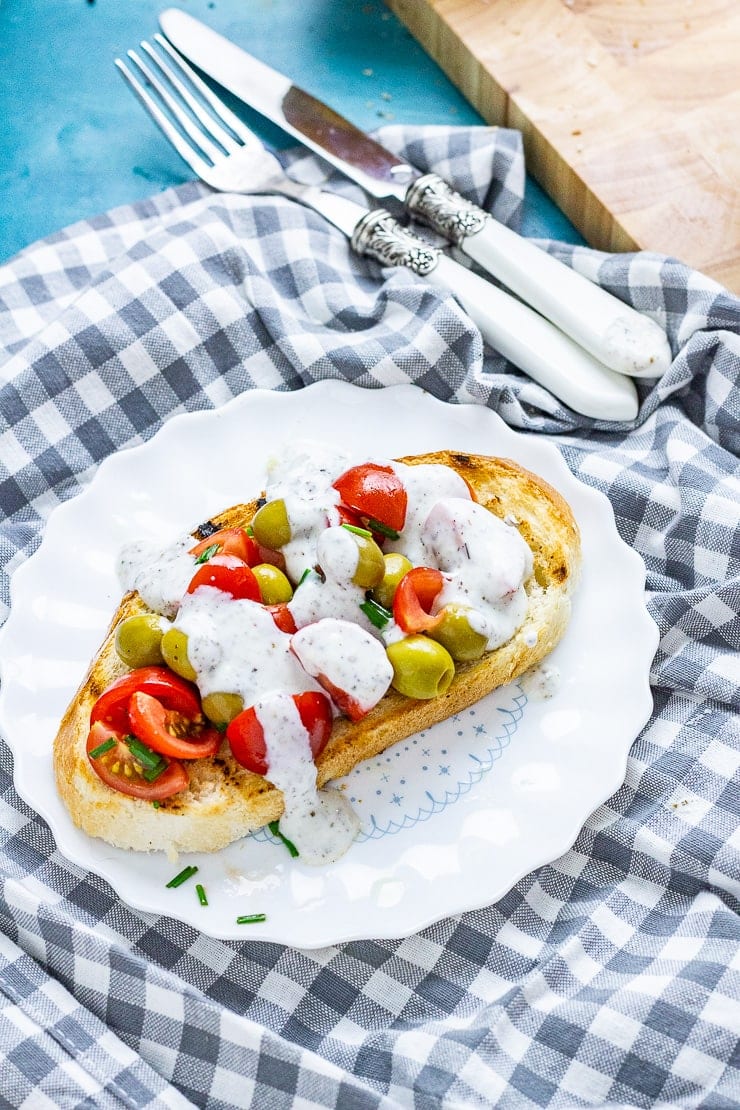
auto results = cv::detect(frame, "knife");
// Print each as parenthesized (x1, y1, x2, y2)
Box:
(159, 7, 672, 382)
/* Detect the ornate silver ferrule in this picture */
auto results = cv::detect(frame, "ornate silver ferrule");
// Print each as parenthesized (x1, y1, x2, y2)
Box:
(404, 173, 489, 244)
(351, 209, 440, 276)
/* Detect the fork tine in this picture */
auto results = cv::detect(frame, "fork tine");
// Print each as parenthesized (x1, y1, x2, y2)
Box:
(140, 40, 241, 156)
(115, 58, 212, 180)
(125, 49, 224, 165)
(153, 33, 263, 150)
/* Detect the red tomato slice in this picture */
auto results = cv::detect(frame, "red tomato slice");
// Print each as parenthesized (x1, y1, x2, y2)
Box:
(86, 721, 189, 800)
(393, 567, 445, 634)
(227, 691, 333, 775)
(128, 691, 222, 760)
(333, 464, 407, 533)
(190, 527, 261, 566)
(187, 555, 261, 601)
(313, 673, 367, 722)
(267, 603, 297, 634)
(90, 666, 201, 732)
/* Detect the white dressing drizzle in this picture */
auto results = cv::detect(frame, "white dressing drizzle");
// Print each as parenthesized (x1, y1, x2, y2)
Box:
(422, 498, 534, 650)
(118, 535, 195, 619)
(390, 462, 472, 566)
(254, 692, 359, 864)
(291, 618, 394, 717)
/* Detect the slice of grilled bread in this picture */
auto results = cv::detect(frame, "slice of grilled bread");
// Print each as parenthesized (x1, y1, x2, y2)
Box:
(54, 450, 581, 855)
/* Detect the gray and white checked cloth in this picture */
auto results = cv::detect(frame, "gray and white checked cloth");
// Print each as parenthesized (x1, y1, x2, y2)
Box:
(1, 125, 739, 1109)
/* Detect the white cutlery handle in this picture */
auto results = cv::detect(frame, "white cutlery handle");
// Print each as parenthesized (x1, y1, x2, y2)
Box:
(405, 174, 672, 379)
(429, 255, 639, 422)
(349, 208, 638, 421)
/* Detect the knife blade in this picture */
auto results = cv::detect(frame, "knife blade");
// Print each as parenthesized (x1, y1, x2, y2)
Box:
(159, 8, 672, 382)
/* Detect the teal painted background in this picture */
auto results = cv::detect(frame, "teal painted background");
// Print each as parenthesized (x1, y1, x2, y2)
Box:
(0, 0, 583, 263)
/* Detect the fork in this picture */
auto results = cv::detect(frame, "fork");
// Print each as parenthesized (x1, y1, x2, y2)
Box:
(115, 37, 639, 422)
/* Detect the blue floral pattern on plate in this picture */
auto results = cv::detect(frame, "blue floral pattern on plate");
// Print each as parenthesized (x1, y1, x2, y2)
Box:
(253, 682, 527, 846)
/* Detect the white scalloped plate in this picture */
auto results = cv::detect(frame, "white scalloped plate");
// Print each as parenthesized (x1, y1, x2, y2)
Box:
(0, 383, 658, 947)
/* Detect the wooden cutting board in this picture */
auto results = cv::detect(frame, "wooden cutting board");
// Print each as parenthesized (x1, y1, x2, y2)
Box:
(386, 0, 740, 293)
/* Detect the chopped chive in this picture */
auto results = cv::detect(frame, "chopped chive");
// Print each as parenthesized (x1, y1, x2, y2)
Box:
(194, 542, 219, 564)
(360, 598, 392, 629)
(341, 522, 372, 538)
(142, 763, 167, 782)
(297, 567, 312, 587)
(166, 865, 199, 889)
(365, 517, 400, 540)
(246, 525, 254, 537)
(125, 735, 164, 771)
(196, 883, 208, 907)
(152, 801, 160, 809)
(236, 913, 266, 925)
(268, 820, 300, 858)
(88, 737, 116, 759)
(214, 720, 228, 734)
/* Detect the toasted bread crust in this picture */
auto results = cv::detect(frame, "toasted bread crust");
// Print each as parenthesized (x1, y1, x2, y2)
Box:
(53, 451, 581, 854)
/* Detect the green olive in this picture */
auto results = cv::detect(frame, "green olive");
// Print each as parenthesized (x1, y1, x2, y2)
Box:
(386, 635, 455, 699)
(114, 613, 168, 668)
(201, 691, 244, 726)
(351, 534, 386, 589)
(371, 553, 413, 610)
(160, 628, 198, 682)
(428, 604, 487, 661)
(251, 563, 293, 604)
(251, 499, 291, 549)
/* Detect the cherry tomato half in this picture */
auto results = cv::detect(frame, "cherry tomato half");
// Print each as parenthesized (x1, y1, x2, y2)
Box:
(393, 566, 445, 634)
(226, 691, 333, 775)
(90, 666, 201, 732)
(86, 721, 189, 800)
(267, 603, 297, 634)
(190, 527, 261, 566)
(187, 555, 261, 601)
(128, 691, 222, 760)
(333, 464, 407, 533)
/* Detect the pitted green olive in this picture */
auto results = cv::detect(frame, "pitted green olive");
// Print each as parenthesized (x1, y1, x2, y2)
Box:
(201, 691, 244, 726)
(386, 635, 455, 699)
(252, 563, 293, 604)
(428, 605, 487, 661)
(251, 499, 291, 549)
(160, 628, 197, 682)
(371, 553, 413, 610)
(351, 534, 386, 589)
(114, 613, 168, 668)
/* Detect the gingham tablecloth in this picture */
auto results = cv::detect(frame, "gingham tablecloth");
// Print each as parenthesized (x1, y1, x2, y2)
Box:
(1, 126, 738, 1110)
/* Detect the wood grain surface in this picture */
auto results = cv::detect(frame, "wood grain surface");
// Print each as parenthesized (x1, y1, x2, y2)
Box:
(386, 0, 740, 292)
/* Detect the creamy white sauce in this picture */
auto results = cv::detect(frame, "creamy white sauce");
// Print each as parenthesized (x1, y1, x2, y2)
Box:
(118, 535, 195, 619)
(173, 590, 320, 704)
(390, 462, 472, 566)
(291, 618, 393, 717)
(255, 692, 359, 864)
(263, 441, 350, 582)
(520, 663, 561, 700)
(422, 498, 534, 651)
(288, 528, 377, 636)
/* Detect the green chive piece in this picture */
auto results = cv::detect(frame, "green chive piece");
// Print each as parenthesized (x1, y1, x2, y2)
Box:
(125, 735, 163, 770)
(152, 801, 160, 810)
(236, 913, 266, 925)
(166, 865, 199, 889)
(196, 883, 208, 907)
(194, 543, 220, 564)
(268, 820, 300, 858)
(88, 737, 116, 759)
(297, 567, 312, 587)
(366, 517, 400, 540)
(359, 598, 392, 630)
(341, 522, 372, 538)
(246, 525, 254, 537)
